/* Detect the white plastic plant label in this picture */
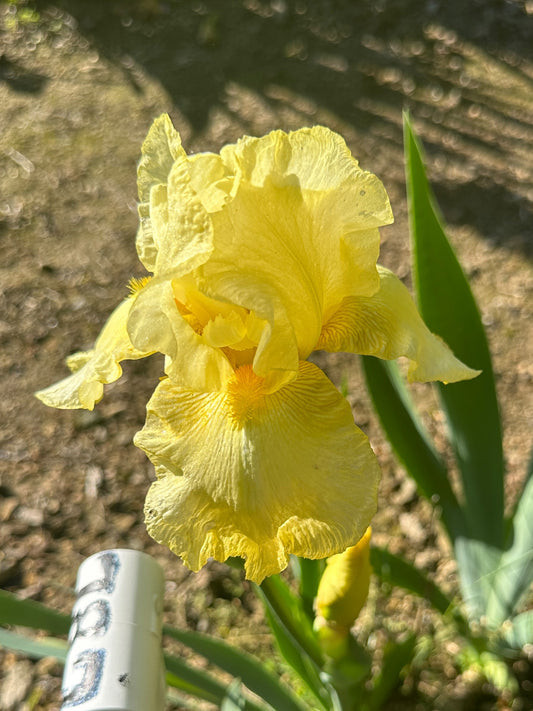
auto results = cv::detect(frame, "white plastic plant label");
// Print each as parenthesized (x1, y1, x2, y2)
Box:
(61, 549, 166, 711)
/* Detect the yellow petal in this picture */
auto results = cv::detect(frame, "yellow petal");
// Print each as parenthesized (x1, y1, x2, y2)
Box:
(203, 311, 247, 349)
(221, 125, 392, 211)
(127, 278, 234, 391)
(35, 298, 151, 410)
(318, 266, 481, 383)
(137, 114, 183, 204)
(195, 126, 393, 384)
(136, 114, 214, 276)
(188, 152, 234, 213)
(136, 361, 380, 583)
(136, 114, 183, 271)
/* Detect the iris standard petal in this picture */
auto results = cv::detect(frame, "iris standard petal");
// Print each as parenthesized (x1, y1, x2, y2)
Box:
(317, 266, 481, 383)
(136, 361, 380, 583)
(194, 128, 393, 375)
(188, 152, 235, 213)
(136, 114, 183, 271)
(136, 114, 214, 277)
(35, 298, 151, 410)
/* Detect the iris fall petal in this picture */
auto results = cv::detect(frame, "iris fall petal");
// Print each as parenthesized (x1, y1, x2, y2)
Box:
(136, 361, 380, 583)
(35, 298, 151, 410)
(318, 266, 480, 383)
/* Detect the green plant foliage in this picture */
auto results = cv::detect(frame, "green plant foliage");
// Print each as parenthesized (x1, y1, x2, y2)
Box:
(163, 625, 306, 711)
(256, 580, 330, 709)
(486, 453, 533, 627)
(362, 634, 417, 711)
(361, 116, 531, 694)
(361, 356, 466, 540)
(259, 576, 324, 667)
(221, 679, 248, 711)
(502, 609, 533, 650)
(0, 627, 67, 662)
(0, 589, 70, 635)
(164, 655, 265, 711)
(404, 111, 505, 550)
(291, 557, 325, 621)
(370, 547, 454, 617)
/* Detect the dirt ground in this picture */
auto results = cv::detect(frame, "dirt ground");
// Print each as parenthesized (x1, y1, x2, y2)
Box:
(1, 1, 532, 709)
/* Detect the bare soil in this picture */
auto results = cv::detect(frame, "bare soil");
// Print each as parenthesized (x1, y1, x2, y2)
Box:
(1, 1, 532, 710)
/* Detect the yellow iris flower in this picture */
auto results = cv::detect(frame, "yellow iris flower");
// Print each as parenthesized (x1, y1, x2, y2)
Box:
(36, 115, 479, 583)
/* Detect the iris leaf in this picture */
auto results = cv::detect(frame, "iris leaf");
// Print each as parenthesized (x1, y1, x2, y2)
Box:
(502, 609, 533, 651)
(221, 679, 248, 711)
(362, 633, 416, 711)
(361, 356, 466, 540)
(291, 556, 325, 622)
(256, 578, 330, 709)
(404, 111, 504, 548)
(486, 451, 533, 625)
(370, 546, 454, 616)
(0, 589, 70, 635)
(163, 625, 306, 711)
(259, 576, 323, 667)
(0, 627, 67, 662)
(164, 654, 266, 711)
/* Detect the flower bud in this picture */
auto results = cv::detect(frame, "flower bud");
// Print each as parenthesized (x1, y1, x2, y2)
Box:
(314, 527, 372, 655)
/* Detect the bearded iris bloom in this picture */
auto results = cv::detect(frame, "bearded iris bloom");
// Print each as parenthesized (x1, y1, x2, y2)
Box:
(36, 116, 479, 583)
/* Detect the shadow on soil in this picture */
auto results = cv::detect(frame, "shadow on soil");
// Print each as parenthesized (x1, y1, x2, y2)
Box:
(29, 0, 533, 253)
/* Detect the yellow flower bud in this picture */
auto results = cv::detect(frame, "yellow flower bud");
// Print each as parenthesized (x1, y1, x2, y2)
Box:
(315, 527, 372, 634)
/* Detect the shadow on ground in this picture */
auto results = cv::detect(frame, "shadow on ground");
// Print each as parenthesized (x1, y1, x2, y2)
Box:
(21, 0, 533, 253)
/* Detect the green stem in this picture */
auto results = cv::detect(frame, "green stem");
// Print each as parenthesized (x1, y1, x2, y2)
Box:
(258, 577, 324, 668)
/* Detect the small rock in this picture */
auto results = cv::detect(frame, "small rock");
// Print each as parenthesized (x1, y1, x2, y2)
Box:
(392, 477, 418, 507)
(415, 548, 440, 571)
(399, 512, 427, 546)
(14, 506, 44, 527)
(0, 659, 33, 710)
(85, 465, 104, 499)
(0, 497, 19, 522)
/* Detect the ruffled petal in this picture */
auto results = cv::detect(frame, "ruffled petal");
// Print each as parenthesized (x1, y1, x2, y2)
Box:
(318, 266, 480, 383)
(136, 361, 380, 583)
(191, 126, 393, 379)
(220, 125, 392, 209)
(188, 152, 234, 213)
(136, 114, 214, 277)
(136, 114, 183, 271)
(35, 298, 151, 410)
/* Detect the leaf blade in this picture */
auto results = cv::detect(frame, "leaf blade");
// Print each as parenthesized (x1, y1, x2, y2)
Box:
(362, 356, 466, 540)
(163, 625, 306, 711)
(486, 457, 533, 624)
(404, 112, 505, 548)
(0, 627, 68, 662)
(370, 546, 454, 616)
(0, 589, 71, 636)
(164, 653, 267, 711)
(502, 609, 533, 650)
(255, 580, 330, 709)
